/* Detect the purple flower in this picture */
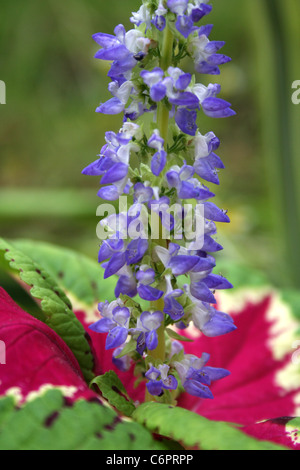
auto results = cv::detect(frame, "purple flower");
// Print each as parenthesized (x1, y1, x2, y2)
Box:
(188, 1, 213, 23)
(154, 243, 214, 277)
(167, 0, 188, 15)
(153, 1, 167, 31)
(167, 0, 195, 38)
(191, 83, 236, 118)
(175, 107, 198, 136)
(166, 164, 215, 200)
(134, 183, 154, 204)
(85, 0, 237, 404)
(203, 201, 230, 223)
(173, 353, 230, 399)
(136, 266, 164, 301)
(89, 302, 130, 350)
(175, 14, 195, 39)
(188, 27, 231, 75)
(146, 364, 178, 396)
(148, 130, 167, 176)
(184, 286, 236, 337)
(163, 274, 185, 321)
(96, 81, 134, 115)
(85, 124, 140, 200)
(130, 5, 152, 30)
(131, 311, 164, 354)
(192, 131, 224, 184)
(113, 264, 136, 298)
(93, 25, 150, 81)
(141, 68, 167, 103)
(126, 238, 149, 265)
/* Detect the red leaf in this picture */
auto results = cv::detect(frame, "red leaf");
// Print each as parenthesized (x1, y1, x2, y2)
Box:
(242, 418, 300, 451)
(76, 289, 300, 449)
(76, 311, 146, 403)
(0, 287, 96, 402)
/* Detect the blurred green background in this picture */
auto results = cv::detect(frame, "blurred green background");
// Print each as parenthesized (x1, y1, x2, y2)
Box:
(0, 0, 300, 288)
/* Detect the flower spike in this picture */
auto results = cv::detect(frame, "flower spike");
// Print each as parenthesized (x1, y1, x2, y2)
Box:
(84, 0, 236, 403)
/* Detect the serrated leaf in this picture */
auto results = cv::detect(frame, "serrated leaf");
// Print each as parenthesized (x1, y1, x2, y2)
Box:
(91, 372, 136, 417)
(0, 238, 94, 382)
(165, 328, 193, 342)
(10, 239, 115, 307)
(132, 403, 288, 451)
(0, 390, 166, 450)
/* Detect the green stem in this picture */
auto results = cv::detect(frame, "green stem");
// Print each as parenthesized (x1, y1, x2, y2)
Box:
(144, 25, 174, 403)
(149, 298, 166, 361)
(157, 24, 174, 144)
(145, 298, 166, 403)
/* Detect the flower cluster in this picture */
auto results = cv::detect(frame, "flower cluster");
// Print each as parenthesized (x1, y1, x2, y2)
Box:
(83, 0, 236, 403)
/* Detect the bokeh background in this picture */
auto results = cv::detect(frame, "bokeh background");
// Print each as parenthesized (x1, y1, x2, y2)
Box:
(0, 0, 300, 290)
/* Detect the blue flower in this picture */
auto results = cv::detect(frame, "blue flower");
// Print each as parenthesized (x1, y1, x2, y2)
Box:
(136, 266, 164, 301)
(188, 1, 213, 23)
(184, 285, 237, 337)
(173, 353, 230, 399)
(134, 183, 154, 204)
(167, 0, 196, 38)
(191, 83, 236, 118)
(98, 211, 149, 278)
(188, 25, 231, 75)
(96, 80, 134, 115)
(83, 124, 141, 200)
(166, 164, 215, 200)
(148, 130, 167, 176)
(93, 25, 150, 81)
(130, 4, 152, 30)
(140, 68, 167, 102)
(154, 243, 215, 277)
(140, 67, 198, 131)
(192, 131, 224, 184)
(153, 0, 168, 31)
(163, 274, 185, 321)
(115, 264, 164, 301)
(146, 364, 178, 396)
(175, 107, 198, 135)
(130, 311, 164, 354)
(89, 302, 130, 350)
(84, 0, 237, 404)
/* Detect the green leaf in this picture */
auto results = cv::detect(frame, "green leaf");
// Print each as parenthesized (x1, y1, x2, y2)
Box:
(287, 417, 300, 441)
(11, 239, 115, 307)
(281, 290, 300, 321)
(115, 339, 138, 358)
(165, 328, 193, 343)
(0, 237, 94, 383)
(91, 372, 136, 417)
(132, 403, 288, 451)
(0, 389, 166, 450)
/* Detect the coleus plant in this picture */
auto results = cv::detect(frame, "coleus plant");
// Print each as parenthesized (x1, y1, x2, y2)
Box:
(0, 0, 300, 451)
(0, 239, 299, 450)
(83, 0, 236, 404)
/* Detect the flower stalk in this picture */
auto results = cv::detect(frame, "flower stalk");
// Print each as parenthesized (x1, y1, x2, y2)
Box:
(83, 0, 237, 404)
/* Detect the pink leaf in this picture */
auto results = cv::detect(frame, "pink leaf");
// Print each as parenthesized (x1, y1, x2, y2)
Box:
(76, 289, 300, 449)
(0, 287, 96, 402)
(76, 310, 146, 403)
